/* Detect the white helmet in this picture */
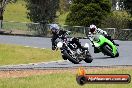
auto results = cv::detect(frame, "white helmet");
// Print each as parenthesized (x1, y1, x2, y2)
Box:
(89, 24, 97, 33)
(50, 24, 60, 31)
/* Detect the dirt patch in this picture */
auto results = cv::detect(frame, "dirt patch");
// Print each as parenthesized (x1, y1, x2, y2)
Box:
(0, 69, 73, 78)
(0, 67, 132, 78)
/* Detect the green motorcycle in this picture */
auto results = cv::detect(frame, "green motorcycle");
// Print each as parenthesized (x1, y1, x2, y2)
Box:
(88, 34, 119, 58)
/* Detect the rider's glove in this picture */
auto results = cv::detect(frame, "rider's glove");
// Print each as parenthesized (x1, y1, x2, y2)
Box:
(66, 31, 71, 35)
(92, 44, 95, 47)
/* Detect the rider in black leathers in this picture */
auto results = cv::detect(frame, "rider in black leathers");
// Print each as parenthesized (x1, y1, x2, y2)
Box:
(50, 24, 83, 50)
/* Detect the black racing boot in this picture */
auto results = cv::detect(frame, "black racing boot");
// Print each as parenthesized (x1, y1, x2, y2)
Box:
(52, 45, 56, 50)
(114, 43, 119, 46)
(105, 35, 119, 46)
(111, 40, 119, 46)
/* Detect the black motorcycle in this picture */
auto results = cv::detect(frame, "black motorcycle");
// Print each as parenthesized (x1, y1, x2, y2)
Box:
(56, 36, 93, 64)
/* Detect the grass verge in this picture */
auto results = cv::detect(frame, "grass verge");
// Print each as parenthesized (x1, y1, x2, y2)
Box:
(4, 0, 68, 25)
(0, 44, 61, 65)
(0, 67, 131, 88)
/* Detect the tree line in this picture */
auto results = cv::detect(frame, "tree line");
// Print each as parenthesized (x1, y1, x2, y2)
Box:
(0, 0, 132, 29)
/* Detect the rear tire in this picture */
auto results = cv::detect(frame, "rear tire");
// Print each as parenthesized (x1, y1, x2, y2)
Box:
(63, 51, 80, 64)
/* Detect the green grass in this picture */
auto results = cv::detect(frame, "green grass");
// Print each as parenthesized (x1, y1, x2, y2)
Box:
(4, 0, 30, 22)
(0, 68, 131, 88)
(0, 44, 61, 65)
(3, 1, 30, 30)
(4, 0, 68, 25)
(3, 0, 68, 31)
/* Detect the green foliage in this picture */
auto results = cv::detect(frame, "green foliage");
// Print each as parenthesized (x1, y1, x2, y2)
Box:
(58, 0, 70, 14)
(57, 12, 69, 25)
(25, 0, 59, 23)
(101, 11, 131, 29)
(24, 0, 59, 36)
(4, 0, 30, 22)
(65, 0, 111, 26)
(124, 0, 132, 16)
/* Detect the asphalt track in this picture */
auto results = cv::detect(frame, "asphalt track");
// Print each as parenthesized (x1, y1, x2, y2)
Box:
(0, 35, 132, 70)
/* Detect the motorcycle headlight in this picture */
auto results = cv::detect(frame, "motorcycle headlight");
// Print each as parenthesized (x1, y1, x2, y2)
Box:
(57, 42, 63, 48)
(93, 35, 100, 42)
(94, 42, 100, 47)
(84, 43, 89, 49)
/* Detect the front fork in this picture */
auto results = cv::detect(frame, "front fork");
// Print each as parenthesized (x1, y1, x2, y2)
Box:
(85, 50, 91, 57)
(60, 46, 74, 56)
(80, 48, 91, 59)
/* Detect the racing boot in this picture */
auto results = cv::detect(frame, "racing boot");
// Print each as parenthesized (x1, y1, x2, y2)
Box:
(105, 35, 119, 46)
(52, 44, 56, 50)
(111, 40, 119, 46)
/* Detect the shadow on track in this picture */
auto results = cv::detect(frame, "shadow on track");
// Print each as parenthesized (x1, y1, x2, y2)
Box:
(93, 56, 112, 59)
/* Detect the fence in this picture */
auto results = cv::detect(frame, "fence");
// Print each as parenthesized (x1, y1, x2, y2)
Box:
(116, 29, 132, 41)
(1, 21, 132, 40)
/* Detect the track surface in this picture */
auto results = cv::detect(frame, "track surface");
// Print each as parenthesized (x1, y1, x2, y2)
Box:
(0, 35, 132, 70)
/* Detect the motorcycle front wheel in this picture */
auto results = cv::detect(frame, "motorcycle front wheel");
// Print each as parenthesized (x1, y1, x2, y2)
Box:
(102, 45, 115, 58)
(84, 52, 93, 63)
(63, 50, 80, 64)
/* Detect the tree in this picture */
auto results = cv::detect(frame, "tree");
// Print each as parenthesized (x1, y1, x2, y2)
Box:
(25, 0, 59, 36)
(58, 0, 71, 14)
(101, 11, 130, 29)
(25, 0, 59, 23)
(124, 0, 132, 16)
(65, 0, 111, 27)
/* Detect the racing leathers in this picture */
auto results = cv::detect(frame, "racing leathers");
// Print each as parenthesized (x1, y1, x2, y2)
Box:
(89, 28, 119, 53)
(51, 30, 67, 50)
(51, 30, 85, 50)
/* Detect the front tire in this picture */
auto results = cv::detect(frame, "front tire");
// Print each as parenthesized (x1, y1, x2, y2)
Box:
(62, 55, 67, 60)
(63, 51, 80, 64)
(84, 53, 93, 63)
(102, 45, 115, 58)
(115, 51, 119, 57)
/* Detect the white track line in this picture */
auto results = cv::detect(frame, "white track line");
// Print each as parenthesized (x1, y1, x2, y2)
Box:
(24, 46, 46, 49)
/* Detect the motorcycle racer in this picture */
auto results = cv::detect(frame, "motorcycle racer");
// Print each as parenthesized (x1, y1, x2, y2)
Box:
(50, 24, 84, 50)
(89, 24, 119, 53)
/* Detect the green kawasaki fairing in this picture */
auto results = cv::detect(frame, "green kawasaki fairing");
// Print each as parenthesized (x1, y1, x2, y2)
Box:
(93, 35, 117, 56)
